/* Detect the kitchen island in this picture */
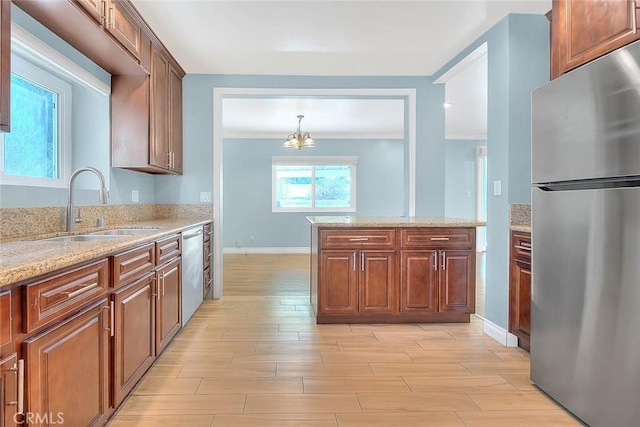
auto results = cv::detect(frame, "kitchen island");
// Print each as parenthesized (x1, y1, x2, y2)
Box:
(307, 216, 485, 324)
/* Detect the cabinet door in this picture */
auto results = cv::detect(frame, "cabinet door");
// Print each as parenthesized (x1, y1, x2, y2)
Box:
(74, 0, 104, 24)
(319, 250, 358, 315)
(168, 64, 183, 174)
(510, 258, 531, 351)
(400, 250, 438, 313)
(0, 0, 10, 132)
(556, 0, 640, 75)
(155, 258, 181, 354)
(149, 46, 168, 170)
(0, 290, 11, 350)
(1, 353, 18, 427)
(112, 273, 155, 406)
(105, 0, 142, 61)
(438, 250, 475, 313)
(24, 300, 109, 427)
(359, 251, 396, 314)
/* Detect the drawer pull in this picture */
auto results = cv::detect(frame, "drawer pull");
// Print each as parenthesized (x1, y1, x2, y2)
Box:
(349, 237, 369, 242)
(63, 283, 99, 299)
(430, 237, 450, 241)
(17, 359, 24, 413)
(514, 245, 532, 251)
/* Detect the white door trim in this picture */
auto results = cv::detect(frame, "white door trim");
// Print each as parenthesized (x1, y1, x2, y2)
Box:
(212, 87, 417, 299)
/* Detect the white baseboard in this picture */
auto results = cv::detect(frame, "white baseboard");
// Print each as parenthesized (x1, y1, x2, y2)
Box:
(223, 247, 310, 254)
(483, 318, 519, 347)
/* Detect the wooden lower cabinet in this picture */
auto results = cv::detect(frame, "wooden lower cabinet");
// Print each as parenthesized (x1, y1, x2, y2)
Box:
(319, 250, 357, 315)
(155, 257, 181, 354)
(111, 272, 155, 406)
(401, 250, 474, 314)
(1, 353, 18, 427)
(509, 231, 532, 351)
(318, 250, 395, 316)
(24, 299, 109, 427)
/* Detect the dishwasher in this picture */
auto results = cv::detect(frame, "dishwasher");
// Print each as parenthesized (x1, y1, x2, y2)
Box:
(181, 226, 204, 325)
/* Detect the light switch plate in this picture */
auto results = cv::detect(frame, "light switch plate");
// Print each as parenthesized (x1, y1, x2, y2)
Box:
(493, 180, 502, 196)
(132, 190, 139, 203)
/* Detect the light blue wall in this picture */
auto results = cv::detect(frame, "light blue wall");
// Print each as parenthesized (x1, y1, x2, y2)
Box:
(223, 138, 404, 248)
(445, 140, 485, 219)
(1, 5, 156, 208)
(434, 14, 549, 330)
(157, 75, 445, 218)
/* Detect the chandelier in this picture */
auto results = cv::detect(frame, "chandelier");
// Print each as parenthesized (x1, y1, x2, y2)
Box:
(282, 115, 315, 150)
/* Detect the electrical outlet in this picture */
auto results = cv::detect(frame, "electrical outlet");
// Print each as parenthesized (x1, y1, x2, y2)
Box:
(493, 180, 502, 196)
(200, 192, 212, 203)
(249, 235, 255, 242)
(132, 190, 139, 203)
(235, 238, 241, 248)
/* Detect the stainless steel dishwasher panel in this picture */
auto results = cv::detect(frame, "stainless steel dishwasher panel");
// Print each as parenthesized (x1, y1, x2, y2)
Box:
(181, 226, 204, 325)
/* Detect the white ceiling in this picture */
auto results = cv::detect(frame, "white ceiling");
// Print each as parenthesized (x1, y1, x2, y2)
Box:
(130, 0, 548, 138)
(222, 98, 405, 139)
(130, 0, 551, 76)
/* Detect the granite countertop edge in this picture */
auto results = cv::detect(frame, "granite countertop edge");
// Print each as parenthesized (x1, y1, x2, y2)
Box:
(306, 216, 486, 228)
(0, 217, 213, 288)
(509, 224, 532, 233)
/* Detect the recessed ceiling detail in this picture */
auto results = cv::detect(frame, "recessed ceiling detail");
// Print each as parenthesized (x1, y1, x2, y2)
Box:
(222, 98, 405, 139)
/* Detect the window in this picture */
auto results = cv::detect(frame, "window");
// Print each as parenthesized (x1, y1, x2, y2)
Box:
(272, 156, 357, 212)
(0, 54, 72, 188)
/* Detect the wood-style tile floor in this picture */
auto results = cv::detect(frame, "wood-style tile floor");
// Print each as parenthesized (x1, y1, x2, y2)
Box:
(107, 254, 583, 426)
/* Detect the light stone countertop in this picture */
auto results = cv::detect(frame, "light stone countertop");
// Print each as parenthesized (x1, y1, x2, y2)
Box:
(509, 224, 532, 233)
(306, 216, 486, 228)
(0, 217, 212, 288)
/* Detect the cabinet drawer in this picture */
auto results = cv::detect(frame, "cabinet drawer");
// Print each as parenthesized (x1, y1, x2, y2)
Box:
(320, 229, 396, 249)
(26, 259, 109, 333)
(112, 242, 155, 288)
(156, 234, 181, 266)
(511, 231, 532, 261)
(203, 267, 211, 299)
(203, 223, 212, 243)
(0, 290, 12, 348)
(203, 239, 211, 270)
(400, 228, 475, 249)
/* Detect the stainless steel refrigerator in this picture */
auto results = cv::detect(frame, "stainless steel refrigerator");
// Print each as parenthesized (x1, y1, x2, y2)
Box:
(531, 41, 640, 426)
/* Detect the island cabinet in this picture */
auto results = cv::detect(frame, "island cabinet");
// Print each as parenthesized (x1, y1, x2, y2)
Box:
(400, 228, 475, 316)
(203, 222, 212, 299)
(311, 224, 477, 324)
(509, 231, 532, 351)
(552, 0, 640, 78)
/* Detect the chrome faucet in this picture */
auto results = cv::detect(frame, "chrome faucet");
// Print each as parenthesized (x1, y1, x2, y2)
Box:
(67, 166, 109, 232)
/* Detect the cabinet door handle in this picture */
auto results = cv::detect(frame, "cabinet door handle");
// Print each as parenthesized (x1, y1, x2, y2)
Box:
(360, 252, 365, 271)
(349, 237, 369, 242)
(352, 252, 356, 271)
(514, 245, 532, 252)
(433, 252, 438, 271)
(110, 301, 115, 337)
(430, 237, 450, 241)
(633, 1, 638, 34)
(157, 273, 163, 300)
(440, 251, 446, 270)
(17, 359, 24, 414)
(6, 361, 18, 407)
(108, 3, 115, 28)
(63, 283, 99, 299)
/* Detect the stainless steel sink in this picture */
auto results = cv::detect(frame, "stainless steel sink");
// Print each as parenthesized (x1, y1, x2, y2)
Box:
(40, 234, 131, 242)
(89, 228, 160, 236)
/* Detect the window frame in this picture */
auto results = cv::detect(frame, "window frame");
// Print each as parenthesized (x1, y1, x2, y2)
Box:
(272, 156, 358, 213)
(0, 53, 72, 188)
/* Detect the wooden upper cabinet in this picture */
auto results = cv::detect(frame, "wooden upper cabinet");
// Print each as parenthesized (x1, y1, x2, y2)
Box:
(106, 0, 142, 61)
(0, 0, 10, 132)
(150, 46, 169, 170)
(168, 64, 183, 174)
(75, 0, 104, 24)
(553, 0, 640, 77)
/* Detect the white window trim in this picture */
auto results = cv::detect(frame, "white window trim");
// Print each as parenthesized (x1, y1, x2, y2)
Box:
(272, 156, 358, 213)
(0, 54, 72, 188)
